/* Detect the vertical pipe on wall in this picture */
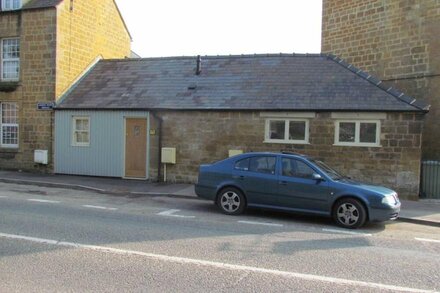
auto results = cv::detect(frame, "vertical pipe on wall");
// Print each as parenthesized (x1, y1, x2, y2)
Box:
(151, 112, 163, 182)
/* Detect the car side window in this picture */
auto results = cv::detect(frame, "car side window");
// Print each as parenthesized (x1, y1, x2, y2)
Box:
(282, 158, 315, 179)
(249, 156, 276, 175)
(234, 158, 250, 171)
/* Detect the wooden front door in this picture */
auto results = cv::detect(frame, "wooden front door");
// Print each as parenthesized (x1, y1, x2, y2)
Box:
(125, 118, 147, 178)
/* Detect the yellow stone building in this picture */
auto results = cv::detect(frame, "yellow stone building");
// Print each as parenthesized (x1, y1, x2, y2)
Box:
(0, 0, 131, 171)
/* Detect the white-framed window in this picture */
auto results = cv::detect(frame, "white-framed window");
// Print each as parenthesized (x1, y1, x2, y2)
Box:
(334, 120, 381, 147)
(72, 116, 90, 147)
(1, 38, 20, 81)
(264, 119, 309, 144)
(1, 0, 22, 11)
(0, 102, 19, 148)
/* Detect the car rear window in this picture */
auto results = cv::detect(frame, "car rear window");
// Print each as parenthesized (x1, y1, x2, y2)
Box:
(234, 158, 250, 171)
(249, 156, 276, 175)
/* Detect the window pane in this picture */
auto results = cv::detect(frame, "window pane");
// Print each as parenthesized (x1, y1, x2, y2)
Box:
(282, 158, 315, 179)
(234, 158, 249, 171)
(339, 122, 355, 142)
(2, 39, 20, 80)
(288, 121, 306, 140)
(75, 118, 89, 131)
(2, 39, 20, 59)
(282, 158, 294, 176)
(295, 161, 315, 179)
(249, 156, 276, 174)
(360, 123, 377, 143)
(2, 125, 18, 145)
(13, 0, 21, 9)
(75, 132, 89, 144)
(2, 61, 19, 80)
(73, 117, 90, 145)
(269, 120, 285, 140)
(2, 103, 18, 124)
(80, 119, 89, 131)
(3, 0, 21, 10)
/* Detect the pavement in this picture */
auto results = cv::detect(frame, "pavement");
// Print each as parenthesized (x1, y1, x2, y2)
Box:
(0, 170, 439, 227)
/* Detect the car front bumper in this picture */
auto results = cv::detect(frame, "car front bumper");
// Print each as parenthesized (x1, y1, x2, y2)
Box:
(369, 202, 401, 222)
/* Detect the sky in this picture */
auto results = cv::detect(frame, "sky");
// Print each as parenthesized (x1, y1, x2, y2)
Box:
(115, 0, 323, 58)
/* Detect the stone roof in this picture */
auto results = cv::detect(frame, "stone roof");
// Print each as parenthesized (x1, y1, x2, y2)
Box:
(22, 0, 63, 10)
(56, 53, 429, 112)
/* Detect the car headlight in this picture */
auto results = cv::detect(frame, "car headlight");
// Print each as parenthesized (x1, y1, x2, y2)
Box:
(381, 194, 396, 206)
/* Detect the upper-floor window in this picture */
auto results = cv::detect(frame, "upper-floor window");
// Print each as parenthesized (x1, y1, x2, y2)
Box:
(0, 102, 19, 148)
(1, 38, 20, 81)
(1, 0, 22, 11)
(264, 119, 309, 144)
(334, 120, 381, 147)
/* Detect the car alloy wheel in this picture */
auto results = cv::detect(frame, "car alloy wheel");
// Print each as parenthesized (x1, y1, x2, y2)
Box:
(217, 187, 245, 215)
(333, 198, 366, 229)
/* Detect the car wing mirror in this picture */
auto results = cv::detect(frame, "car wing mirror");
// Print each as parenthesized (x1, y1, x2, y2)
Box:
(312, 173, 324, 181)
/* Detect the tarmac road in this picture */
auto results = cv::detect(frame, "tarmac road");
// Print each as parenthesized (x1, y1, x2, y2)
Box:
(0, 183, 439, 292)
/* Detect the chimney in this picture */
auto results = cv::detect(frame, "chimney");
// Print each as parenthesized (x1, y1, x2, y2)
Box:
(196, 55, 202, 75)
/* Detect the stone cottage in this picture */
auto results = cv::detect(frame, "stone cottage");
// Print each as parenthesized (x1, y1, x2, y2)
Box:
(54, 54, 428, 200)
(0, 0, 131, 171)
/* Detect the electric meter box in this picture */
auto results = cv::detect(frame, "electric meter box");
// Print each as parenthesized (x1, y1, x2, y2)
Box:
(161, 147, 176, 164)
(228, 150, 243, 157)
(34, 150, 48, 164)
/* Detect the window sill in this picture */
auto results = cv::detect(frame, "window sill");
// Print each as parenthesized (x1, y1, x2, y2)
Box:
(71, 144, 90, 147)
(333, 143, 382, 148)
(0, 81, 20, 92)
(264, 140, 310, 145)
(0, 147, 19, 153)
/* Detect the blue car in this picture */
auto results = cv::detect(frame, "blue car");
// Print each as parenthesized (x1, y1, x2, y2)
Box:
(195, 152, 401, 228)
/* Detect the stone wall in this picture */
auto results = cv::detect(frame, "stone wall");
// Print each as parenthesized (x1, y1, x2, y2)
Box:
(55, 0, 132, 98)
(0, 1, 131, 172)
(321, 0, 440, 160)
(156, 111, 423, 200)
(0, 9, 57, 171)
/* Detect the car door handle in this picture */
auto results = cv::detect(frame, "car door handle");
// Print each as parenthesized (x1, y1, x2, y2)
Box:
(279, 181, 287, 185)
(233, 175, 245, 180)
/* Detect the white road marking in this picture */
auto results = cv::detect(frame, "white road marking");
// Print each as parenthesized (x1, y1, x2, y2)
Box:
(238, 220, 283, 227)
(415, 237, 440, 244)
(157, 209, 195, 218)
(27, 199, 60, 204)
(322, 228, 372, 237)
(132, 191, 170, 195)
(82, 205, 118, 211)
(0, 196, 8, 198)
(0, 232, 434, 293)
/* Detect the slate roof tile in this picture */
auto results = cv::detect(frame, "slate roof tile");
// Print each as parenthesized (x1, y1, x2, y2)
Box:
(57, 54, 429, 112)
(22, 0, 63, 10)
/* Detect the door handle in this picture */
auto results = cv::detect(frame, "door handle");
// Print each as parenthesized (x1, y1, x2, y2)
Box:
(233, 175, 245, 180)
(279, 181, 287, 185)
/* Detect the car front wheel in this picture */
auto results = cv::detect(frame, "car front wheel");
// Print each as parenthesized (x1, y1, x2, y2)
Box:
(333, 198, 367, 229)
(217, 187, 246, 215)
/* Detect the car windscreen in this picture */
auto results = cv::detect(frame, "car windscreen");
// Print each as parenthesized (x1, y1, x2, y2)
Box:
(310, 159, 344, 180)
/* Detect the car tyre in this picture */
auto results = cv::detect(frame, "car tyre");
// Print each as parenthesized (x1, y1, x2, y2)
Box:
(333, 198, 367, 229)
(217, 187, 246, 215)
